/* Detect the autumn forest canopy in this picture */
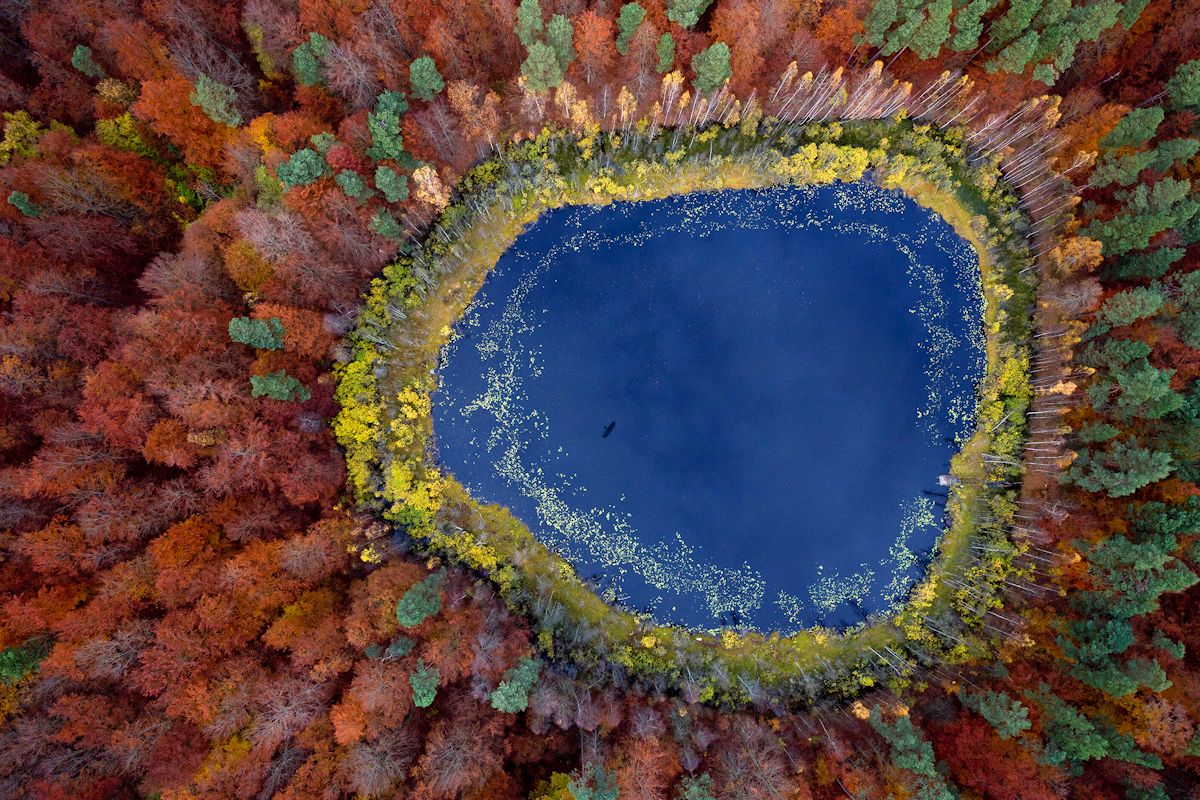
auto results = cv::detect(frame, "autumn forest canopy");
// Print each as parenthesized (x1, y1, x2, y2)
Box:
(1, 0, 1200, 798)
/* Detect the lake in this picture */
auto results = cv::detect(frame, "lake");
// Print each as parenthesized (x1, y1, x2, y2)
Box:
(433, 182, 984, 632)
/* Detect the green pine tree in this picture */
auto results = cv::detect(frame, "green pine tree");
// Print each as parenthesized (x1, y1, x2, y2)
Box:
(547, 14, 576, 70)
(375, 90, 410, 118)
(367, 92, 412, 164)
(250, 370, 311, 402)
(1099, 285, 1166, 327)
(1112, 360, 1182, 420)
(1068, 439, 1174, 497)
(960, 691, 1031, 740)
(370, 210, 406, 241)
(1119, 0, 1150, 27)
(862, 0, 899, 46)
(516, 0, 544, 47)
(277, 148, 328, 187)
(869, 706, 955, 800)
(335, 170, 373, 202)
(292, 32, 331, 86)
(309, 131, 337, 154)
(395, 572, 444, 627)
(0, 640, 48, 685)
(1032, 63, 1057, 85)
(1089, 149, 1155, 188)
(691, 41, 731, 93)
(7, 190, 40, 218)
(666, 0, 715, 28)
(1166, 59, 1200, 110)
(656, 33, 676, 74)
(71, 45, 105, 79)
(1068, 0, 1122, 41)
(988, 0, 1043, 49)
(568, 763, 620, 800)
(189, 74, 242, 127)
(1084, 178, 1199, 256)
(869, 706, 939, 778)
(228, 317, 285, 350)
(489, 657, 540, 712)
(881, 7, 927, 56)
(409, 660, 440, 707)
(1149, 138, 1200, 172)
(1109, 247, 1184, 280)
(950, 0, 993, 51)
(1101, 107, 1164, 149)
(909, 0, 952, 58)
(1033, 689, 1110, 766)
(986, 29, 1039, 74)
(374, 165, 409, 203)
(521, 40, 565, 91)
(616, 3, 646, 55)
(675, 774, 717, 800)
(409, 56, 445, 101)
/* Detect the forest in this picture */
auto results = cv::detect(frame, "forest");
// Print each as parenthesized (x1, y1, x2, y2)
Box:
(0, 0, 1199, 798)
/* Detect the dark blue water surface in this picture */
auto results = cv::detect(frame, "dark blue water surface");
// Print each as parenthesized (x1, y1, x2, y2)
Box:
(434, 183, 984, 632)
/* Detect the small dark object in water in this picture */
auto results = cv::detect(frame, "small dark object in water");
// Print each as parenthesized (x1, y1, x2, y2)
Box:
(601, 421, 616, 438)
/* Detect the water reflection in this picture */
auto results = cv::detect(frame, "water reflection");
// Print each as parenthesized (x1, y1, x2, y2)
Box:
(434, 183, 983, 632)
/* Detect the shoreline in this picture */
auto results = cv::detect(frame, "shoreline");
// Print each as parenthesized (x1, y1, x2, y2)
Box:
(334, 116, 1040, 706)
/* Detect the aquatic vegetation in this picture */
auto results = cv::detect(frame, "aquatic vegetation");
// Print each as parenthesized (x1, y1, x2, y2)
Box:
(436, 183, 983, 630)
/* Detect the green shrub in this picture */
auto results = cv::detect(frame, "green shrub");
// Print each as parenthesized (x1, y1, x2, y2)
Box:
(396, 572, 444, 627)
(229, 317, 285, 350)
(250, 370, 310, 402)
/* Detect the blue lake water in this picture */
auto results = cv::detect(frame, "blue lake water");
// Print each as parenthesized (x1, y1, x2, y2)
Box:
(433, 183, 984, 632)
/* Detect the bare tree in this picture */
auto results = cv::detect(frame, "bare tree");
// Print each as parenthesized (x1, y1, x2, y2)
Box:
(346, 726, 420, 796)
(325, 42, 382, 110)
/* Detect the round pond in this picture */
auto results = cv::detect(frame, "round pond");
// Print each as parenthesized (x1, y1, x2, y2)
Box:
(434, 182, 984, 632)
